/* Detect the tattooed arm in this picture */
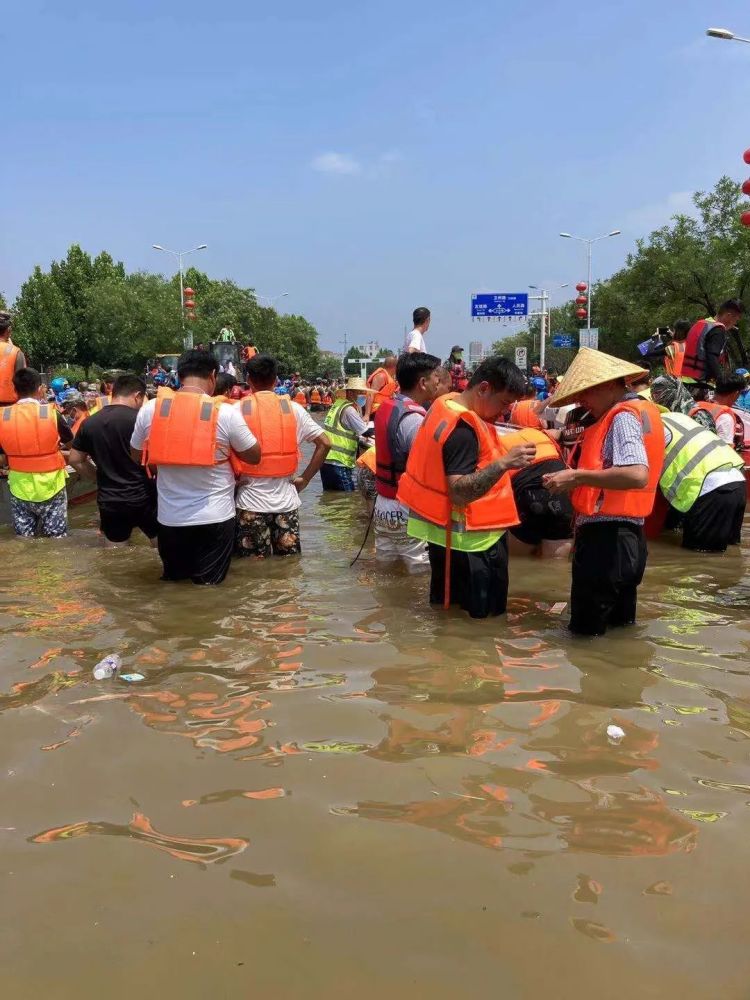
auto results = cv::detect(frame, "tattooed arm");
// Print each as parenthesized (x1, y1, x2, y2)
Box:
(447, 444, 536, 507)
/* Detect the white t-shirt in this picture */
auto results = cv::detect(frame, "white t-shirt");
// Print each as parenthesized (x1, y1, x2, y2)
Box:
(404, 328, 426, 353)
(131, 396, 257, 526)
(236, 402, 325, 513)
(714, 412, 736, 446)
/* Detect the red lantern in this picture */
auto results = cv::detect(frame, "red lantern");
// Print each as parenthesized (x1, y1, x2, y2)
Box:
(576, 295, 587, 305)
(741, 211, 750, 228)
(743, 179, 750, 196)
(576, 308, 587, 319)
(744, 150, 750, 165)
(184, 298, 195, 308)
(575, 282, 588, 292)
(183, 287, 194, 296)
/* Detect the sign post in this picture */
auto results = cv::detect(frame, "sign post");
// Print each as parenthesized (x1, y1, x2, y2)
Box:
(471, 293, 529, 319)
(514, 346, 528, 370)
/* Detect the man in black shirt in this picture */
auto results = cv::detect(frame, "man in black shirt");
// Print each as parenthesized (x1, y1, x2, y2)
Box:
(70, 374, 157, 546)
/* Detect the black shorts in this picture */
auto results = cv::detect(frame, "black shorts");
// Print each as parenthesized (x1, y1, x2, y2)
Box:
(99, 501, 159, 543)
(682, 482, 746, 552)
(157, 517, 235, 585)
(510, 486, 574, 546)
(427, 535, 509, 619)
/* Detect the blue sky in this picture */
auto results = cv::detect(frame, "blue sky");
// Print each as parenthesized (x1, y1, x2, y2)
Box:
(4, 0, 750, 359)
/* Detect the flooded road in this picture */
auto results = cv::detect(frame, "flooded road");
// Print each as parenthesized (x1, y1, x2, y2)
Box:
(1, 462, 750, 999)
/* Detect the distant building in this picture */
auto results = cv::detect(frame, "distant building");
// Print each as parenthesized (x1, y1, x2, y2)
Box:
(469, 340, 483, 367)
(357, 341, 380, 359)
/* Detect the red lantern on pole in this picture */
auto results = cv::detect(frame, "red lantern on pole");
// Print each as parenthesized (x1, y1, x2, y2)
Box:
(576, 308, 587, 319)
(575, 282, 588, 293)
(742, 179, 750, 196)
(576, 296, 587, 305)
(741, 211, 750, 228)
(744, 149, 750, 165)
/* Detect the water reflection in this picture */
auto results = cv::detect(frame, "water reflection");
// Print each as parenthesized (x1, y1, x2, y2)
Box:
(30, 812, 248, 865)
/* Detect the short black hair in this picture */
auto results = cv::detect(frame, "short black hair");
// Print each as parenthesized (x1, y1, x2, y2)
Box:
(468, 355, 526, 395)
(213, 373, 237, 397)
(396, 351, 442, 391)
(0, 311, 12, 333)
(177, 349, 219, 381)
(672, 319, 691, 339)
(246, 353, 278, 389)
(717, 299, 744, 317)
(412, 306, 431, 327)
(13, 367, 41, 397)
(112, 374, 146, 398)
(716, 374, 746, 395)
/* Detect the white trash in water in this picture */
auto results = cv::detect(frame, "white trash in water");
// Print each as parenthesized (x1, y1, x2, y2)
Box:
(606, 724, 626, 744)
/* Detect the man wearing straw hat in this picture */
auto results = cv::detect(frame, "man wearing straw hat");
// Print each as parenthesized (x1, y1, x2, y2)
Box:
(319, 376, 376, 491)
(543, 348, 665, 636)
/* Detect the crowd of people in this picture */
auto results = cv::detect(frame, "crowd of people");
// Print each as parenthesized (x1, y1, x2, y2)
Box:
(0, 301, 747, 637)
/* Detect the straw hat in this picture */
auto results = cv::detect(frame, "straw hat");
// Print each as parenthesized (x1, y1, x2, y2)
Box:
(345, 376, 377, 393)
(549, 347, 648, 407)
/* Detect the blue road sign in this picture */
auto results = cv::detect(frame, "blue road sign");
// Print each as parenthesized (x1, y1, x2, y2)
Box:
(552, 333, 576, 349)
(471, 293, 528, 318)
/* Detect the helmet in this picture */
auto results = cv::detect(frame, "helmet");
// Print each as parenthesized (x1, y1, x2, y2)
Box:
(531, 376, 547, 390)
(50, 377, 69, 394)
(736, 368, 750, 379)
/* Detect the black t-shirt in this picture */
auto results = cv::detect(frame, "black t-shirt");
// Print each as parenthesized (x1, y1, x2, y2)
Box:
(72, 405, 155, 508)
(442, 424, 479, 476)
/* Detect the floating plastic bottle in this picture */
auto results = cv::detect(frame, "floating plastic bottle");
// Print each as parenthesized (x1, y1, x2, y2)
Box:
(93, 654, 122, 680)
(606, 724, 625, 745)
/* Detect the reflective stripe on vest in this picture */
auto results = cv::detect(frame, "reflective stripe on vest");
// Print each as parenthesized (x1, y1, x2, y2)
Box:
(570, 399, 665, 517)
(323, 398, 358, 467)
(0, 402, 65, 473)
(232, 391, 299, 478)
(661, 413, 744, 512)
(0, 344, 20, 403)
(144, 390, 221, 467)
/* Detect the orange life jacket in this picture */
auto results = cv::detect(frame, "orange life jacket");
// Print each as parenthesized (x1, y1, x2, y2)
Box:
(397, 394, 519, 531)
(690, 401, 743, 446)
(497, 426, 562, 465)
(322, 392, 333, 407)
(144, 388, 221, 467)
(509, 398, 544, 429)
(571, 399, 664, 517)
(681, 320, 727, 382)
(243, 346, 258, 362)
(0, 343, 20, 403)
(311, 388, 322, 405)
(231, 390, 299, 478)
(367, 368, 398, 411)
(356, 446, 377, 473)
(0, 402, 65, 473)
(664, 340, 686, 377)
(293, 390, 307, 408)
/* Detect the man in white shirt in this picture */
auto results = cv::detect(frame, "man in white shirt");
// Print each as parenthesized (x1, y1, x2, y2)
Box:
(403, 306, 431, 354)
(130, 350, 260, 585)
(236, 354, 331, 557)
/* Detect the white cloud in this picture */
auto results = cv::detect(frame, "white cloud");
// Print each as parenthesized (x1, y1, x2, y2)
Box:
(311, 152, 362, 175)
(623, 190, 696, 235)
(310, 149, 403, 178)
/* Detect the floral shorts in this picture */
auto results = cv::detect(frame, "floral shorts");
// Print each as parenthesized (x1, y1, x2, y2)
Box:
(235, 509, 301, 558)
(10, 489, 68, 538)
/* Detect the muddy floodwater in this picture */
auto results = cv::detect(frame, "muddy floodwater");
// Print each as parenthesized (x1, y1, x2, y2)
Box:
(2, 455, 750, 999)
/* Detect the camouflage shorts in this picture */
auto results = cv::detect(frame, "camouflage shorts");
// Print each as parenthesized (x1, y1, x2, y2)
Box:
(235, 509, 301, 558)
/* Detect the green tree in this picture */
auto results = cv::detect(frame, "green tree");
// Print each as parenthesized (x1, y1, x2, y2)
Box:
(13, 267, 76, 370)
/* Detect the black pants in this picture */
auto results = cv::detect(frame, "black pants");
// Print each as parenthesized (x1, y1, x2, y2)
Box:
(428, 535, 509, 619)
(570, 521, 647, 636)
(682, 482, 746, 552)
(157, 517, 235, 585)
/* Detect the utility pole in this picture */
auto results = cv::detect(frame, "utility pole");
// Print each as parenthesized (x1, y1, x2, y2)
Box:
(339, 332, 348, 379)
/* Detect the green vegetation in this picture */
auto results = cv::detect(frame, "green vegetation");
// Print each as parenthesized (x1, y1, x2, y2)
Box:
(494, 175, 750, 366)
(7, 244, 323, 375)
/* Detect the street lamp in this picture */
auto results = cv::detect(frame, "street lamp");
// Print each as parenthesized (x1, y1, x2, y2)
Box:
(152, 244, 208, 343)
(257, 291, 289, 308)
(559, 230, 621, 331)
(528, 283, 569, 370)
(706, 27, 750, 44)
